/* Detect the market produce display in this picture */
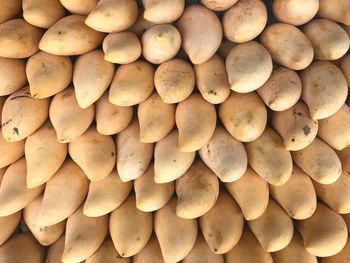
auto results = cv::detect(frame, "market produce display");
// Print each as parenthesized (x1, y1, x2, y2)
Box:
(0, 0, 350, 262)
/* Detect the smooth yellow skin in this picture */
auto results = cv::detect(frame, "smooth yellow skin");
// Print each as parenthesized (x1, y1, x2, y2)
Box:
(248, 199, 294, 252)
(194, 54, 230, 104)
(199, 190, 244, 254)
(85, 0, 138, 33)
(134, 163, 174, 212)
(25, 121, 67, 188)
(0, 97, 3, 124)
(154, 129, 195, 183)
(22, 0, 65, 28)
(39, 15, 104, 56)
(297, 202, 348, 257)
(225, 41, 273, 92)
(337, 146, 350, 174)
(176, 159, 219, 219)
(142, 24, 181, 64)
(303, 19, 350, 61)
(62, 206, 109, 263)
(0, 0, 21, 24)
(110, 195, 153, 257)
(199, 126, 247, 183)
(176, 93, 216, 152)
(59, 0, 97, 15)
(318, 0, 350, 25)
(273, 0, 319, 26)
(246, 128, 293, 186)
(129, 8, 155, 37)
(272, 101, 318, 151)
(0, 158, 44, 217)
(24, 195, 65, 246)
(154, 59, 195, 104)
(84, 169, 132, 217)
(301, 61, 348, 120)
(95, 92, 133, 135)
(219, 91, 267, 142)
(49, 87, 94, 143)
(2, 87, 49, 142)
(321, 238, 350, 263)
(0, 131, 24, 168)
(223, 0, 267, 43)
(116, 119, 154, 182)
(183, 234, 224, 263)
(0, 210, 21, 246)
(109, 60, 154, 107)
(318, 103, 350, 150)
(36, 159, 89, 227)
(225, 227, 273, 263)
(270, 165, 317, 220)
(260, 23, 314, 70)
(292, 137, 342, 184)
(143, 0, 184, 24)
(257, 66, 302, 111)
(0, 58, 26, 96)
(133, 235, 163, 263)
(0, 233, 44, 263)
(177, 5, 222, 65)
(202, 0, 237, 11)
(341, 54, 350, 86)
(272, 231, 317, 263)
(85, 238, 130, 263)
(73, 50, 114, 108)
(68, 126, 116, 182)
(103, 32, 141, 64)
(27, 51, 72, 99)
(138, 92, 175, 143)
(0, 19, 42, 58)
(154, 197, 197, 263)
(313, 171, 350, 214)
(225, 166, 269, 220)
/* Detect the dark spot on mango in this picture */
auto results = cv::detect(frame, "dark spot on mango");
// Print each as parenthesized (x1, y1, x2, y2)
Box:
(13, 127, 19, 135)
(302, 125, 311, 136)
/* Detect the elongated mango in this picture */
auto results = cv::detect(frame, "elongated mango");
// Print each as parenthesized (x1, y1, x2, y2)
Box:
(134, 163, 174, 212)
(73, 50, 114, 109)
(24, 195, 65, 246)
(84, 169, 132, 217)
(95, 92, 133, 136)
(39, 15, 104, 55)
(292, 137, 342, 184)
(2, 87, 49, 142)
(176, 93, 216, 152)
(154, 129, 195, 183)
(297, 202, 348, 257)
(132, 235, 163, 263)
(270, 165, 317, 220)
(116, 119, 154, 182)
(49, 87, 94, 143)
(154, 197, 197, 262)
(36, 159, 89, 226)
(246, 128, 293, 186)
(0, 158, 44, 216)
(25, 121, 67, 188)
(26, 51, 72, 99)
(110, 195, 152, 257)
(272, 101, 318, 151)
(199, 126, 247, 182)
(225, 166, 269, 220)
(137, 92, 175, 143)
(199, 190, 244, 254)
(62, 205, 108, 263)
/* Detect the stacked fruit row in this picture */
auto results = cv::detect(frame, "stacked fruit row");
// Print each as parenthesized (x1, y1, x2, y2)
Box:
(0, 0, 350, 262)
